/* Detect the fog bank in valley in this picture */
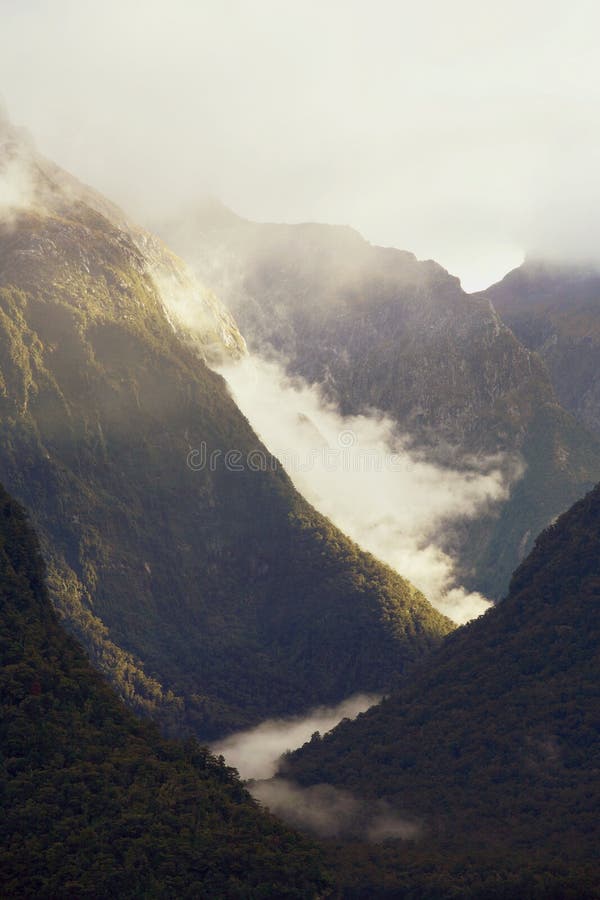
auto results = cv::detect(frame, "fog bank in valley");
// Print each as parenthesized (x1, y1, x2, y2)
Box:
(218, 355, 521, 624)
(212, 693, 421, 843)
(211, 693, 380, 781)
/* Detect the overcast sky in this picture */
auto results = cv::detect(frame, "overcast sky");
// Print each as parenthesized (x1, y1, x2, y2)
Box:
(1, 0, 598, 289)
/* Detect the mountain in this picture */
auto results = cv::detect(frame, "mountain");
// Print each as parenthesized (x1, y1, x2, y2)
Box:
(157, 203, 600, 599)
(283, 481, 600, 897)
(480, 259, 600, 436)
(0, 115, 452, 742)
(0, 481, 330, 898)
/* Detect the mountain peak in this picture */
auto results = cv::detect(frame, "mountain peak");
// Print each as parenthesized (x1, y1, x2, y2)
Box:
(0, 127, 246, 362)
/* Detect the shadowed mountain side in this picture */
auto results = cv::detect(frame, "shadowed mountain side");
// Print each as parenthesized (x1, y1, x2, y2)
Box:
(0, 482, 330, 898)
(480, 259, 600, 437)
(283, 482, 600, 896)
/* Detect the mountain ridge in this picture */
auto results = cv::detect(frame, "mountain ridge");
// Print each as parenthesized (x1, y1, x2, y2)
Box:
(158, 203, 600, 599)
(480, 258, 600, 436)
(0, 121, 452, 741)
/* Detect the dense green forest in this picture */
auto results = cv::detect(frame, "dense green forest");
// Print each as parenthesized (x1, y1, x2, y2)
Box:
(0, 124, 452, 741)
(285, 482, 600, 897)
(0, 482, 331, 898)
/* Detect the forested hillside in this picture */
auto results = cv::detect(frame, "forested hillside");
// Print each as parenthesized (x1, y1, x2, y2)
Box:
(285, 482, 600, 897)
(0, 482, 330, 898)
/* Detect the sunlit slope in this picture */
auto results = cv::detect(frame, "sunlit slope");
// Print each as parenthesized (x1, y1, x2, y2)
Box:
(0, 120, 452, 740)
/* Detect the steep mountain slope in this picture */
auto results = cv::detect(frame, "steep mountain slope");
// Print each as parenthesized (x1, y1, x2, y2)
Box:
(0, 482, 329, 898)
(481, 259, 600, 436)
(158, 203, 600, 599)
(0, 116, 452, 742)
(284, 482, 600, 897)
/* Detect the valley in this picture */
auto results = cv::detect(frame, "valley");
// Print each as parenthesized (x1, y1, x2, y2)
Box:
(160, 203, 600, 600)
(1, 60, 599, 897)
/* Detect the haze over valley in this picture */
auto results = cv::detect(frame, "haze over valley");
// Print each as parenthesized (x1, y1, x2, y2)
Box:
(1, 3, 600, 897)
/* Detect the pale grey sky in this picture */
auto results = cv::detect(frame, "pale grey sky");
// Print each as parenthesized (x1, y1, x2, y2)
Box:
(1, 0, 599, 289)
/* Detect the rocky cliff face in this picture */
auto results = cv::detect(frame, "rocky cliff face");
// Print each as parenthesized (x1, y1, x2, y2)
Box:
(0, 120, 451, 741)
(480, 259, 600, 436)
(159, 204, 600, 599)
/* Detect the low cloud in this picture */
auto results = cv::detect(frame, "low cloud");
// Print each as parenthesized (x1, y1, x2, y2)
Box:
(212, 692, 421, 842)
(149, 264, 246, 361)
(3, 2, 600, 290)
(211, 693, 379, 781)
(217, 355, 522, 624)
(251, 778, 421, 842)
(0, 155, 34, 223)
